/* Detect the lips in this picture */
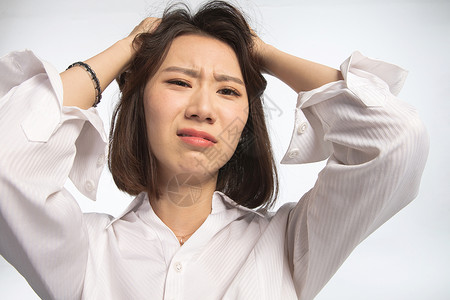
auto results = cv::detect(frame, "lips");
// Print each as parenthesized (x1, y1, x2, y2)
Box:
(177, 128, 217, 147)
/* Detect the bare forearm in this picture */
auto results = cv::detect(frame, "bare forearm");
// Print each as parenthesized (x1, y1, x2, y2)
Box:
(60, 18, 159, 109)
(260, 44, 343, 93)
(60, 38, 134, 109)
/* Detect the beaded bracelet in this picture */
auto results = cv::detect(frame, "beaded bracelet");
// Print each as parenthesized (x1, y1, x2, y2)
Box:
(66, 61, 102, 107)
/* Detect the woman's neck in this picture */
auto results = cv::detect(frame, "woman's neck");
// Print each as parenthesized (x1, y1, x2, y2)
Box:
(150, 172, 217, 241)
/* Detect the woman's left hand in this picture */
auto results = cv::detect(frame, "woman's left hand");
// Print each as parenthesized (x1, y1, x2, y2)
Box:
(250, 29, 274, 74)
(125, 17, 161, 54)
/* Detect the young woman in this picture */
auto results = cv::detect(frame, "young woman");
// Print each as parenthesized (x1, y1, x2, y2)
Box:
(0, 1, 428, 299)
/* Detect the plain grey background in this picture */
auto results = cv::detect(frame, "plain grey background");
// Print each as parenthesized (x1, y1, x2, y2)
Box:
(0, 0, 449, 299)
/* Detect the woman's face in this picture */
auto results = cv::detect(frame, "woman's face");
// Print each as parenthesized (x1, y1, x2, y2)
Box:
(143, 34, 249, 183)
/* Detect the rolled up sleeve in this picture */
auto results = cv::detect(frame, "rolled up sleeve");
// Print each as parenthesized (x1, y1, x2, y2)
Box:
(0, 50, 107, 299)
(283, 52, 429, 299)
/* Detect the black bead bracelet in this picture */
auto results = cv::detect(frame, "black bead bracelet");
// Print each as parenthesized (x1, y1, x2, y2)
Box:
(66, 61, 102, 107)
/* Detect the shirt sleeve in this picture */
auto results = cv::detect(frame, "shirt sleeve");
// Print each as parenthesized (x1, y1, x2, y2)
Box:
(0, 50, 108, 299)
(283, 51, 429, 300)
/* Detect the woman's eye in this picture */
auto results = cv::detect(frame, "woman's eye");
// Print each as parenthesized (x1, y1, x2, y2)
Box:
(168, 80, 191, 88)
(218, 88, 240, 96)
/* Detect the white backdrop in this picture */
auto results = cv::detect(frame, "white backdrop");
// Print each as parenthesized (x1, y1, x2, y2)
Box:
(1, 0, 449, 299)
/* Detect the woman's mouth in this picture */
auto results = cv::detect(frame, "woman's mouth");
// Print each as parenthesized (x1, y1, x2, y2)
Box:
(177, 128, 217, 147)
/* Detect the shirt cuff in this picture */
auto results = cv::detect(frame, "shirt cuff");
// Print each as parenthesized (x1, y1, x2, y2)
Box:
(1, 50, 107, 200)
(280, 51, 408, 164)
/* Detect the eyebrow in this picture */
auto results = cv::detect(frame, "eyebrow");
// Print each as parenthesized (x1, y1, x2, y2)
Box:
(162, 66, 244, 86)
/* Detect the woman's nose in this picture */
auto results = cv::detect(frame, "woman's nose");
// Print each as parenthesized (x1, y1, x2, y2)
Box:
(185, 87, 216, 124)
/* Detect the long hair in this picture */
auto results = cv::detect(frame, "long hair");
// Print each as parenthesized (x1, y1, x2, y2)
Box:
(109, 0, 278, 210)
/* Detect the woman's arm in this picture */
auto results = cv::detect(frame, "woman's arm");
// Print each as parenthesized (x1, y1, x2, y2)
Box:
(61, 18, 159, 109)
(254, 36, 343, 93)
(0, 18, 159, 298)
(254, 36, 429, 299)
(0, 50, 96, 299)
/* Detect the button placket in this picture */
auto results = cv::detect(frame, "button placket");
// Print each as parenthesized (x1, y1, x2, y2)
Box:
(164, 259, 185, 300)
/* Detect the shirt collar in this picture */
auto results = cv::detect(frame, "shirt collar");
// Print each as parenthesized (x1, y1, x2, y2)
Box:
(213, 191, 265, 217)
(106, 191, 264, 229)
(105, 193, 147, 229)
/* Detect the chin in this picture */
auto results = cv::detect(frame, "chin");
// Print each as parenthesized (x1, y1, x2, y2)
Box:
(177, 161, 218, 179)
(170, 154, 220, 179)
(157, 148, 227, 181)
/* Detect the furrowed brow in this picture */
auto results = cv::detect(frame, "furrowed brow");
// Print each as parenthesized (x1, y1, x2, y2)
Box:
(163, 66, 244, 86)
(162, 66, 199, 78)
(214, 74, 244, 86)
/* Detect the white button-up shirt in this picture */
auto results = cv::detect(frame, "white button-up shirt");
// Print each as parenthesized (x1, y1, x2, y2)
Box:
(0, 50, 429, 300)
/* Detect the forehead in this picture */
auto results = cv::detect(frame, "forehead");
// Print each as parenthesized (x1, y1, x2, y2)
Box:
(159, 34, 243, 77)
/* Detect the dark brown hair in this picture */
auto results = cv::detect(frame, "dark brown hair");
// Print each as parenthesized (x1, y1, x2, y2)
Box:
(109, 0, 278, 210)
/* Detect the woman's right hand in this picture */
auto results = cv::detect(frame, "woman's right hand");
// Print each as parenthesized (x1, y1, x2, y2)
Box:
(61, 17, 160, 109)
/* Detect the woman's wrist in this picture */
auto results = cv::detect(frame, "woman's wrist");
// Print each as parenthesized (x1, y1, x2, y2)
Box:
(115, 37, 137, 72)
(257, 43, 276, 75)
(61, 38, 137, 109)
(254, 42, 342, 93)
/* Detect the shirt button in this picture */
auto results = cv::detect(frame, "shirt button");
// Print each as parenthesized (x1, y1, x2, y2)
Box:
(288, 148, 300, 158)
(85, 180, 95, 192)
(297, 122, 307, 134)
(174, 262, 183, 272)
(97, 153, 106, 166)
